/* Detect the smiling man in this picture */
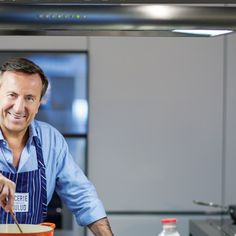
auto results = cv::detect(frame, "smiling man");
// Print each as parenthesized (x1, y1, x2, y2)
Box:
(0, 58, 113, 236)
(0, 71, 42, 168)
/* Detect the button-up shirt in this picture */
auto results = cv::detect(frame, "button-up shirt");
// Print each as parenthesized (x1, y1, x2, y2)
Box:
(0, 120, 106, 226)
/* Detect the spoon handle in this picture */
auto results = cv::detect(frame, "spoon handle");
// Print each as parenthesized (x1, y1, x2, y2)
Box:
(9, 211, 23, 233)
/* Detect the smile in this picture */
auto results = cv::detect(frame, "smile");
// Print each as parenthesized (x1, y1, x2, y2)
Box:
(8, 111, 26, 119)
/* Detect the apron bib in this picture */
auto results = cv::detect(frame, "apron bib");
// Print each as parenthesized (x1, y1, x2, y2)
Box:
(0, 136, 47, 224)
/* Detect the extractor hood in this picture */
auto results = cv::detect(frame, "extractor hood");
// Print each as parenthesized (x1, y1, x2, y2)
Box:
(0, 1, 236, 37)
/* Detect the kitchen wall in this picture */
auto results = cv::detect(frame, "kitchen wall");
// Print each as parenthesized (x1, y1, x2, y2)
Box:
(88, 34, 236, 235)
(0, 33, 235, 236)
(225, 34, 236, 205)
(87, 36, 225, 236)
(88, 36, 223, 211)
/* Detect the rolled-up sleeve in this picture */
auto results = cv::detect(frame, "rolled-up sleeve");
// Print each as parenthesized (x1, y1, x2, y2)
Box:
(55, 139, 107, 226)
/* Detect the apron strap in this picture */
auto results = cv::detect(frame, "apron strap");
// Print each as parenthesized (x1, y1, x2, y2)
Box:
(33, 136, 48, 221)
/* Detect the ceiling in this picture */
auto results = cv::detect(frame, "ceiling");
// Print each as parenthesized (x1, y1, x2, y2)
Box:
(0, 1, 235, 36)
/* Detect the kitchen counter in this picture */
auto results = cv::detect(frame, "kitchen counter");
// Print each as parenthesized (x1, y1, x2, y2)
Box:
(189, 219, 236, 236)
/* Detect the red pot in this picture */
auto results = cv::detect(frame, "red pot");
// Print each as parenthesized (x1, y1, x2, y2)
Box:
(0, 222, 55, 236)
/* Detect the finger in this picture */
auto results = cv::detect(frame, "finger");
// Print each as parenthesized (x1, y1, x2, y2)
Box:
(0, 175, 16, 212)
(0, 185, 8, 209)
(0, 183, 3, 193)
(0, 198, 7, 208)
(5, 188, 15, 212)
(0, 184, 15, 212)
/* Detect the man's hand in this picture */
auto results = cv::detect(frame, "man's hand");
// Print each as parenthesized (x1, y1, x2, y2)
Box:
(0, 173, 15, 212)
(88, 217, 114, 236)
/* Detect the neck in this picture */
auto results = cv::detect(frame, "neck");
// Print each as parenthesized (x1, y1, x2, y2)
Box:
(0, 127, 29, 167)
(1, 128, 29, 148)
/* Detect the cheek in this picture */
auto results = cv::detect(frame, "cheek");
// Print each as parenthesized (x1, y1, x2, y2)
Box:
(0, 99, 12, 111)
(29, 103, 41, 115)
(35, 103, 40, 113)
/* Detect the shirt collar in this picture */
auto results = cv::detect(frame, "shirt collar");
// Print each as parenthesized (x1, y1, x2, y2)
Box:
(0, 120, 38, 143)
(0, 129, 4, 142)
(29, 120, 38, 138)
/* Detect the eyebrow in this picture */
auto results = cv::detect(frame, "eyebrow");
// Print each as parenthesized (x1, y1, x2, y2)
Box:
(6, 91, 37, 98)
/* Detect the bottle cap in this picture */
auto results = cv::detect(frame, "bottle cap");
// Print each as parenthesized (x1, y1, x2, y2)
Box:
(161, 218, 177, 224)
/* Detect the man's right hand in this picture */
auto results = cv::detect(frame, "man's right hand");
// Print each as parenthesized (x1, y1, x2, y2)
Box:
(0, 173, 15, 212)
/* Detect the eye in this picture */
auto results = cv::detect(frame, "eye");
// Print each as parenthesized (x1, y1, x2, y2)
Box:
(25, 95, 35, 102)
(7, 93, 17, 99)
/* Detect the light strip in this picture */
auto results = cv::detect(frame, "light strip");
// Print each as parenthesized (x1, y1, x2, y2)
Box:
(172, 29, 233, 37)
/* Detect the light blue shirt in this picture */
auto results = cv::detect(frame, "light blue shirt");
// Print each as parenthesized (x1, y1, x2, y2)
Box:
(0, 120, 106, 226)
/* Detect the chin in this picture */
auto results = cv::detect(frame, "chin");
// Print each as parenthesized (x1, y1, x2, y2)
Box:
(5, 123, 27, 132)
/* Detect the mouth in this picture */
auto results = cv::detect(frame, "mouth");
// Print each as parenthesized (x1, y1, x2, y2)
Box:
(7, 111, 26, 121)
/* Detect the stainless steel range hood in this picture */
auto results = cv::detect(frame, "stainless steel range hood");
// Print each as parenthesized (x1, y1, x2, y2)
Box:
(0, 1, 236, 36)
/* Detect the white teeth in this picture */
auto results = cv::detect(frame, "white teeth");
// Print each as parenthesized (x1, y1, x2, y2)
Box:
(8, 111, 26, 119)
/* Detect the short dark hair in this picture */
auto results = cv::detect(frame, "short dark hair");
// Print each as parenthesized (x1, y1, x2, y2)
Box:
(0, 57, 49, 99)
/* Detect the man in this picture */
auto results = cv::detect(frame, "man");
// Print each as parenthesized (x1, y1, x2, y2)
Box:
(0, 57, 113, 236)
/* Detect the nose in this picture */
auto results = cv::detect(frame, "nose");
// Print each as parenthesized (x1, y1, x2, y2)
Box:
(13, 97, 25, 113)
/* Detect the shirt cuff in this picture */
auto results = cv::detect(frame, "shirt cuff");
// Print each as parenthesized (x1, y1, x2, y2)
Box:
(76, 200, 107, 226)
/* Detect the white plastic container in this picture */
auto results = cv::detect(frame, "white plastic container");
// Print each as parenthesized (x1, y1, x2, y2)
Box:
(158, 218, 180, 236)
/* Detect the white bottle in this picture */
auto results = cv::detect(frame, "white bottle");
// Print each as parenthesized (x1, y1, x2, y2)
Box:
(158, 218, 180, 236)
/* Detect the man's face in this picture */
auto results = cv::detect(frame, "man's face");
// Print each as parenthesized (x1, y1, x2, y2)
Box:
(0, 71, 42, 136)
